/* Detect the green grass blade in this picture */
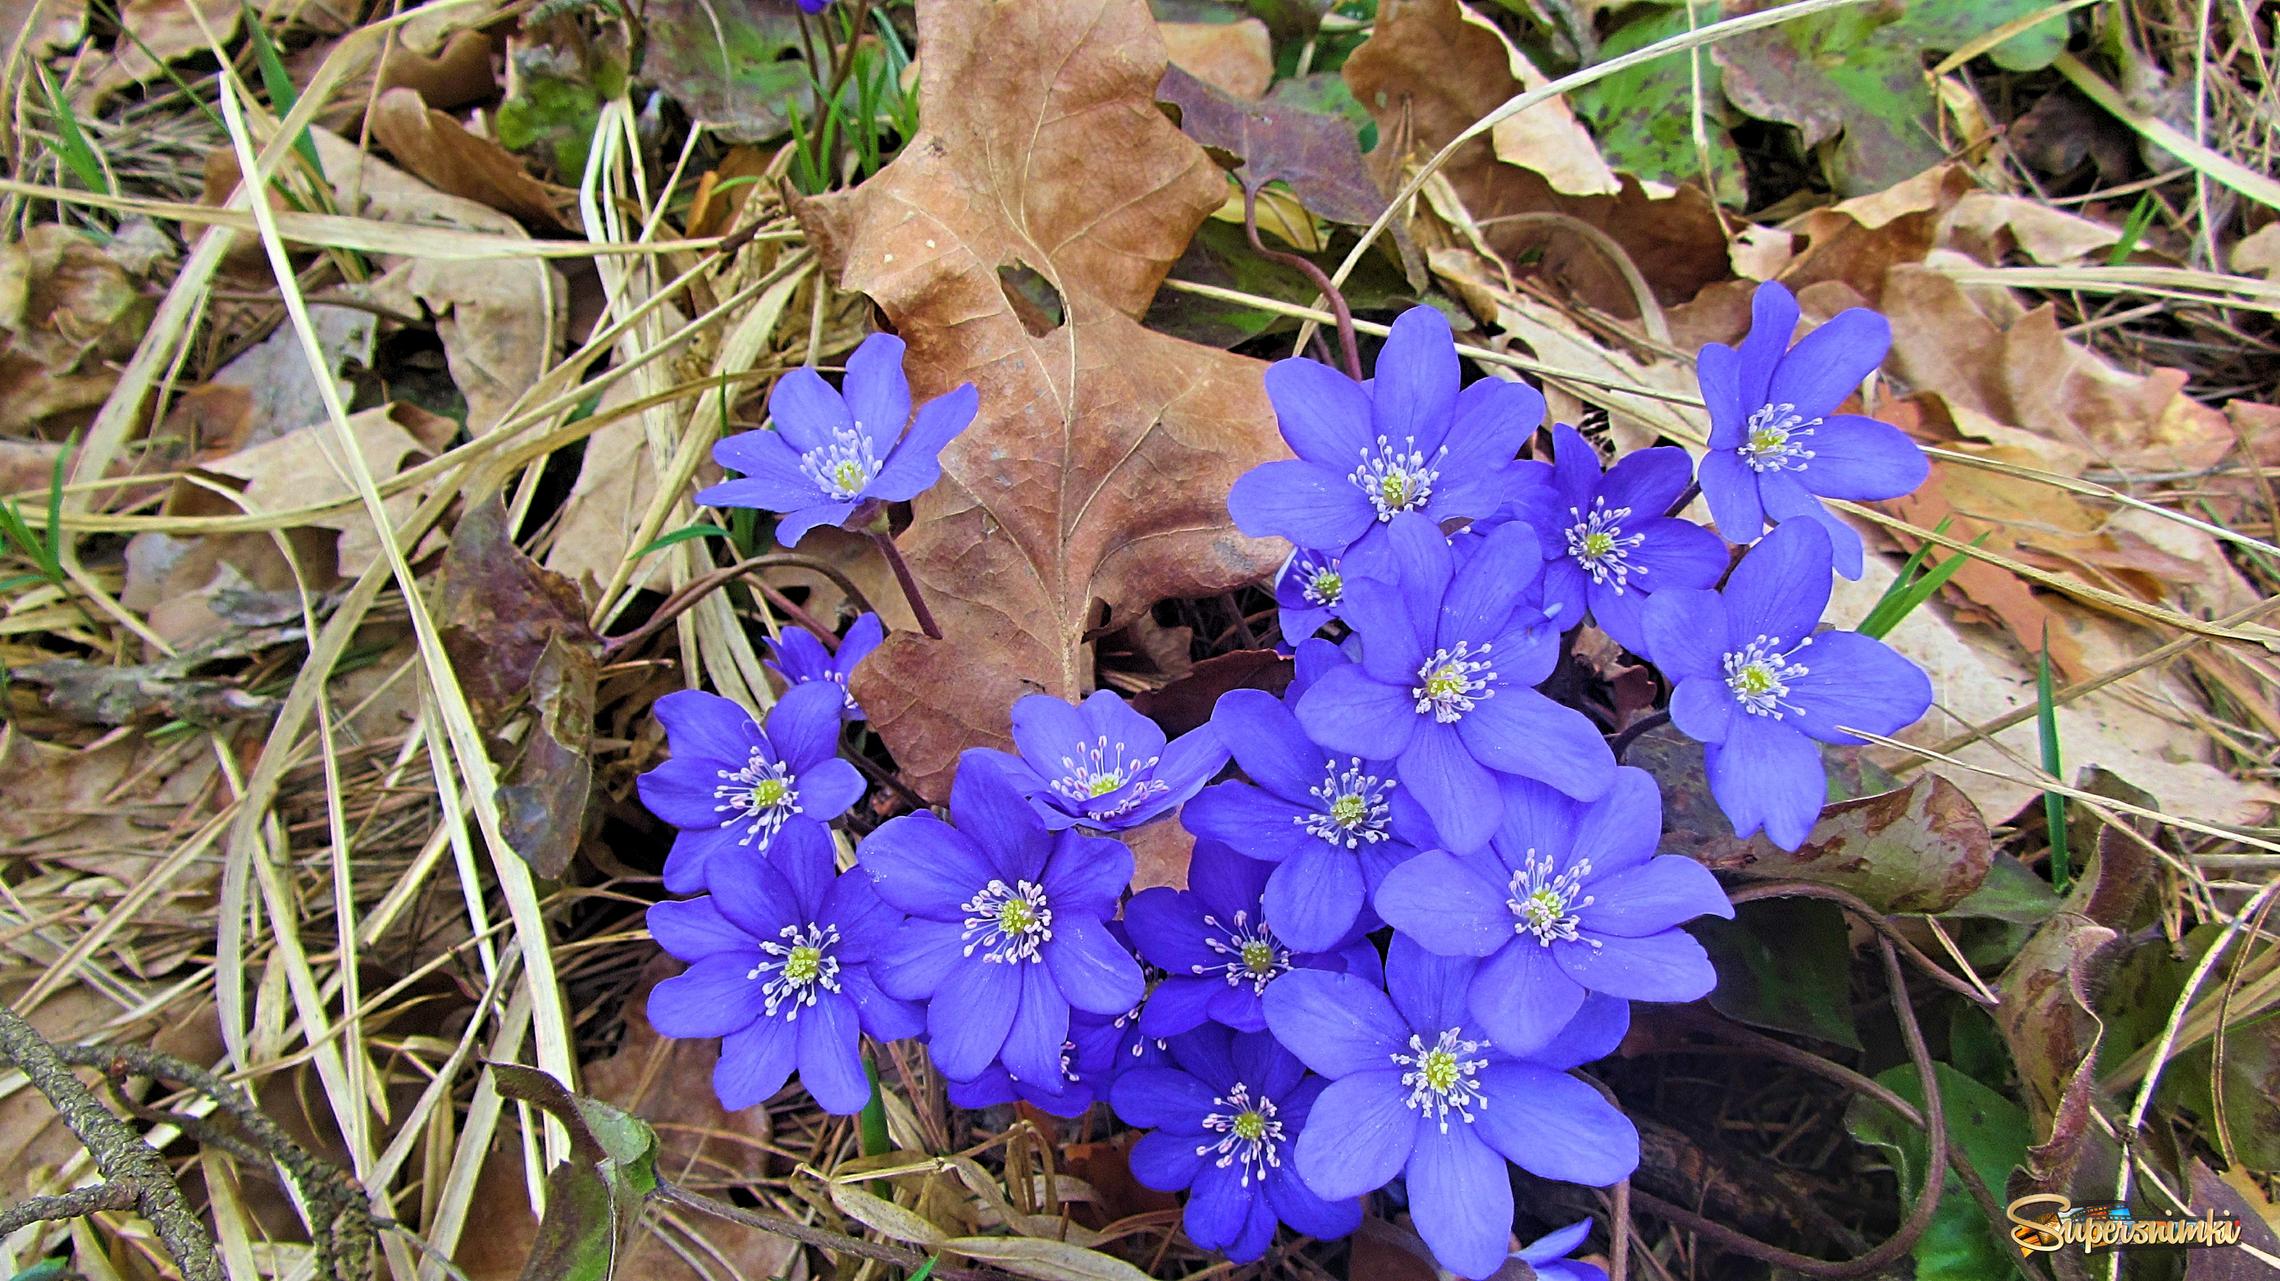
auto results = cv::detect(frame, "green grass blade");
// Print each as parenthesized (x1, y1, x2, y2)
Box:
(2037, 626, 2070, 893)
(635, 523, 729, 557)
(2108, 192, 2158, 267)
(906, 1259, 937, 1281)
(42, 431, 75, 580)
(1857, 519, 1988, 639)
(242, 8, 327, 181)
(35, 65, 111, 195)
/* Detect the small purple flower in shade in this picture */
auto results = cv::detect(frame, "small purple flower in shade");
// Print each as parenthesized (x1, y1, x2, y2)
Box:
(1695, 282, 1929, 579)
(795, 0, 830, 11)
(1372, 767, 1732, 1056)
(1124, 840, 1382, 1039)
(766, 612, 883, 722)
(1228, 307, 1546, 560)
(1513, 1220, 1609, 1281)
(1510, 424, 1730, 657)
(646, 828, 921, 1114)
(1642, 520, 1934, 851)
(1293, 513, 1616, 853)
(1262, 938, 1639, 1280)
(965, 689, 1229, 833)
(636, 682, 868, 893)
(946, 1010, 1128, 1118)
(1274, 548, 1347, 645)
(697, 332, 979, 548)
(1110, 1026, 1362, 1263)
(1182, 688, 1431, 951)
(859, 757, 1145, 1086)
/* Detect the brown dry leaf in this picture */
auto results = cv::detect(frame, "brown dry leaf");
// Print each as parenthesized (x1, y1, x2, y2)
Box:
(206, 304, 377, 447)
(1159, 18, 1274, 99)
(1728, 225, 1796, 281)
(120, 527, 334, 648)
(1346, 0, 1722, 321)
(192, 401, 459, 578)
(1779, 164, 1975, 304)
(803, 0, 1284, 799)
(1825, 549, 2276, 827)
(0, 732, 221, 889)
(1687, 775, 1995, 913)
(2232, 222, 2280, 280)
(4, 0, 86, 56)
(542, 379, 664, 596)
(0, 986, 135, 1206)
(88, 0, 239, 101)
(1940, 191, 2118, 266)
(368, 87, 573, 228)
(0, 224, 157, 434)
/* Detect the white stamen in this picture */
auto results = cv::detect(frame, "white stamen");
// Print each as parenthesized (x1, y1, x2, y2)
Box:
(1050, 735, 1168, 820)
(1413, 641, 1497, 723)
(1564, 497, 1647, 593)
(713, 749, 803, 848)
(1508, 849, 1596, 947)
(745, 922, 843, 1018)
(1393, 1027, 1491, 1132)
(1350, 435, 1446, 521)
(1723, 633, 1812, 719)
(1296, 758, 1395, 849)
(1740, 403, 1819, 474)
(799, 424, 882, 499)
(1195, 909, 1291, 994)
(1198, 1083, 1286, 1186)
(960, 879, 1054, 963)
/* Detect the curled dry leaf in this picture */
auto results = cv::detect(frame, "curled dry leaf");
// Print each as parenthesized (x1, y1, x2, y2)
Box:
(2, 0, 86, 56)
(1686, 774, 1996, 914)
(801, 0, 1284, 800)
(0, 224, 157, 434)
(1158, 18, 1275, 100)
(1158, 66, 1389, 228)
(193, 401, 458, 579)
(368, 88, 574, 229)
(642, 0, 817, 144)
(88, 0, 240, 102)
(1345, 0, 1727, 323)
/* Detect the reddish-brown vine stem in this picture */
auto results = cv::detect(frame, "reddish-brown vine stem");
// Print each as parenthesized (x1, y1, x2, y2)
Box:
(1241, 184, 1364, 382)
(601, 553, 882, 658)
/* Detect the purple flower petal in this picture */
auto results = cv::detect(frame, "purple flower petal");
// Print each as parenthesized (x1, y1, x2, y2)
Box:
(1706, 715, 1825, 850)
(1696, 447, 1765, 541)
(869, 383, 977, 501)
(1260, 971, 1408, 1078)
(647, 897, 748, 961)
(1472, 1062, 1638, 1185)
(1129, 1129, 1207, 1190)
(1567, 766, 1661, 875)
(1721, 518, 1833, 643)
(859, 812, 995, 918)
(639, 756, 735, 832)
(796, 757, 866, 824)
(1520, 1219, 1595, 1266)
(1139, 976, 1221, 1039)
(1531, 992, 1631, 1070)
(839, 333, 911, 455)
(1264, 844, 1368, 954)
(926, 959, 1019, 1080)
(1373, 852, 1510, 957)
(1000, 963, 1071, 1086)
(1624, 516, 1730, 587)
(1265, 355, 1375, 462)
(1736, 282, 1800, 412)
(1797, 413, 1927, 500)
(1229, 460, 1376, 549)
(1784, 630, 1933, 745)
(1767, 308, 1890, 417)
(1371, 306, 1460, 452)
(1398, 722, 1501, 853)
(1641, 588, 1730, 682)
(1438, 520, 1539, 642)
(1292, 1071, 1414, 1198)
(764, 680, 848, 771)
(714, 1018, 797, 1110)
(1109, 1066, 1217, 1131)
(797, 992, 870, 1114)
(841, 968, 923, 1042)
(871, 918, 963, 999)
(1210, 689, 1320, 801)
(710, 837, 806, 937)
(1040, 830, 1134, 917)
(1454, 688, 1614, 803)
(774, 498, 862, 547)
(1586, 857, 1734, 937)
(1697, 343, 1746, 450)
(1761, 472, 1867, 579)
(1295, 664, 1420, 760)
(1384, 934, 1475, 1032)
(1184, 783, 1318, 866)
(1045, 914, 1145, 1016)
(1468, 940, 1588, 1056)
(648, 955, 765, 1037)
(1184, 1159, 1258, 1253)
(1559, 925, 1718, 1003)
(947, 754, 1053, 880)
(1406, 1124, 1514, 1281)
(706, 431, 820, 512)
(1268, 1166, 1362, 1241)
(1437, 376, 1543, 480)
(1598, 444, 1693, 516)
(768, 367, 850, 452)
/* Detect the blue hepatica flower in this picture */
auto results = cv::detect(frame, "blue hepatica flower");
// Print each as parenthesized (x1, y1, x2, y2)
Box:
(967, 689, 1228, 833)
(1273, 548, 1347, 645)
(1124, 839, 1381, 1039)
(767, 612, 883, 722)
(1643, 520, 1935, 850)
(860, 757, 1145, 1086)
(1373, 767, 1732, 1056)
(1696, 282, 1929, 578)
(637, 682, 867, 893)
(947, 1009, 1128, 1118)
(647, 828, 919, 1114)
(1513, 424, 1729, 657)
(1294, 513, 1615, 853)
(1263, 938, 1639, 1280)
(1182, 687, 1430, 952)
(1110, 1025, 1361, 1263)
(1515, 1220, 1610, 1281)
(1229, 307, 1544, 560)
(698, 332, 979, 547)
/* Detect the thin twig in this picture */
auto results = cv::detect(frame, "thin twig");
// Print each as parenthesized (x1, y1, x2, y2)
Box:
(1242, 184, 1362, 381)
(602, 553, 882, 657)
(1726, 882, 1996, 1005)
(654, 1179, 1013, 1281)
(0, 1181, 137, 1235)
(1607, 710, 1670, 762)
(869, 529, 942, 639)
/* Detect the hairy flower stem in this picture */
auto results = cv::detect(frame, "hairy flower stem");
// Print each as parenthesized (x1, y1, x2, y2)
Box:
(1242, 184, 1363, 382)
(600, 553, 879, 658)
(858, 1054, 892, 1198)
(1663, 480, 1701, 518)
(1607, 710, 1670, 762)
(870, 529, 944, 639)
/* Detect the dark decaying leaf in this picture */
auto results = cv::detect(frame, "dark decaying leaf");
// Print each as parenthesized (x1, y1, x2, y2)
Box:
(642, 0, 819, 144)
(1127, 649, 1291, 737)
(1697, 897, 1863, 1049)
(1994, 824, 2153, 1193)
(803, 0, 1286, 801)
(491, 1065, 661, 1281)
(2184, 1160, 2280, 1281)
(495, 632, 599, 879)
(1157, 65, 1388, 226)
(1689, 774, 1997, 914)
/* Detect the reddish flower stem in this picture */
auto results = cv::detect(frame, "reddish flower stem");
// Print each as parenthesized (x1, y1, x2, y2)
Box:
(870, 529, 943, 639)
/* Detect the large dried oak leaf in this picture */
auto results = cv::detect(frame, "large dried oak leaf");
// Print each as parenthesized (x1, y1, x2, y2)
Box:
(801, 0, 1285, 799)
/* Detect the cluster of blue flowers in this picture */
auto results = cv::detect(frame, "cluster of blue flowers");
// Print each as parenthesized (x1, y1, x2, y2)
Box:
(640, 285, 1934, 1278)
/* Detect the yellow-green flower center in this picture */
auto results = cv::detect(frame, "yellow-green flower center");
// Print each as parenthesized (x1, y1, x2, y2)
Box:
(831, 458, 867, 492)
(998, 898, 1039, 935)
(1379, 474, 1413, 509)
(1328, 793, 1368, 829)
(1420, 1050, 1460, 1093)
(751, 777, 790, 808)
(1086, 772, 1126, 798)
(1749, 424, 1789, 455)
(782, 945, 821, 983)
(1424, 667, 1466, 700)
(1733, 661, 1778, 696)
(1581, 530, 1615, 558)
(1242, 941, 1277, 976)
(1231, 1110, 1268, 1141)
